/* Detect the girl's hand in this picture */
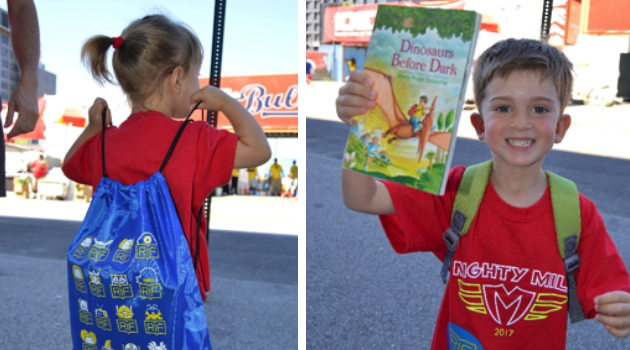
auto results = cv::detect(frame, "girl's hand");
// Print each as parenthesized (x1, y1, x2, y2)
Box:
(336, 70, 378, 125)
(190, 85, 228, 112)
(63, 98, 112, 164)
(87, 98, 112, 131)
(595, 291, 630, 338)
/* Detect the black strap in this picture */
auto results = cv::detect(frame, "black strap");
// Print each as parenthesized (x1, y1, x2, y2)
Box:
(440, 210, 467, 284)
(101, 108, 108, 178)
(564, 234, 586, 323)
(194, 206, 203, 272)
(156, 101, 204, 273)
(159, 101, 202, 172)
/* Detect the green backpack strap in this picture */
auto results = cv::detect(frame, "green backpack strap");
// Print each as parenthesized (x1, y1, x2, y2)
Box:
(546, 171, 585, 323)
(440, 161, 492, 284)
(452, 161, 493, 237)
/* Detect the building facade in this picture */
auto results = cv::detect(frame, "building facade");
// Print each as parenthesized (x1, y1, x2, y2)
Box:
(37, 64, 56, 98)
(0, 7, 55, 102)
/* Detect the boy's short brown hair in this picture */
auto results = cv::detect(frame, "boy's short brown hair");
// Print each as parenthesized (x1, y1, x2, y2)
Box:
(473, 38, 574, 111)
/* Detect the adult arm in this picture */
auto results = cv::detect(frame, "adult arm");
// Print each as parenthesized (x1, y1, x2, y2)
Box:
(4, 0, 40, 139)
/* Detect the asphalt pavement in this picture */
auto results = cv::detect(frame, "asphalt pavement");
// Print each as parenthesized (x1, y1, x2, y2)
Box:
(0, 195, 297, 350)
(306, 117, 630, 349)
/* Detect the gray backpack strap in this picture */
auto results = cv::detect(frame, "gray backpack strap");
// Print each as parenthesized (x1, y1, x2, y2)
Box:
(440, 210, 467, 284)
(564, 234, 585, 323)
(547, 171, 585, 323)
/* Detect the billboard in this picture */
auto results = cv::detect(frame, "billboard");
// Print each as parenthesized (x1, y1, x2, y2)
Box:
(197, 74, 297, 135)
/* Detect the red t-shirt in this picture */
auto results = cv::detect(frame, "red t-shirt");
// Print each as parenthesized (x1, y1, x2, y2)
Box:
(379, 166, 630, 350)
(62, 110, 238, 301)
(30, 160, 47, 179)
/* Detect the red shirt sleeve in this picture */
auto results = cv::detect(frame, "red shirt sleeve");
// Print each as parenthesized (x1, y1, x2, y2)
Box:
(378, 166, 465, 259)
(574, 194, 630, 318)
(192, 123, 238, 206)
(62, 132, 103, 186)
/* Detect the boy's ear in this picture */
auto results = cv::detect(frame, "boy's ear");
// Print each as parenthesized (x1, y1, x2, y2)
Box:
(470, 112, 486, 141)
(166, 66, 185, 94)
(554, 114, 571, 143)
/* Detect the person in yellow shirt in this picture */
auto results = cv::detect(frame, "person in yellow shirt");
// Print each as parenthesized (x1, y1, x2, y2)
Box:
(230, 168, 239, 194)
(268, 158, 284, 196)
(407, 95, 435, 134)
(247, 167, 258, 194)
(290, 160, 298, 179)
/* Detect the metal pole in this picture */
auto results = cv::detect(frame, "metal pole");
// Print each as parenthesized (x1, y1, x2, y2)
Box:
(541, 0, 554, 43)
(205, 0, 227, 242)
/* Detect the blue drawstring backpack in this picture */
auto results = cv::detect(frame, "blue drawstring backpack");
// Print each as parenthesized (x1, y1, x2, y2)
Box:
(67, 104, 211, 350)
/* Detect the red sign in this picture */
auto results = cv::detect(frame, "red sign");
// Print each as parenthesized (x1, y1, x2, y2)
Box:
(323, 1, 502, 44)
(565, 0, 581, 45)
(197, 74, 297, 134)
(588, 0, 630, 33)
(324, 4, 378, 44)
(306, 51, 328, 70)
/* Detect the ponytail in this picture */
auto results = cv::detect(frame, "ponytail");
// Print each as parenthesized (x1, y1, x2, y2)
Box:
(81, 35, 117, 85)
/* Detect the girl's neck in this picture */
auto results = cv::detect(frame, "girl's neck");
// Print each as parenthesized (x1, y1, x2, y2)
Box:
(131, 95, 174, 118)
(489, 159, 548, 208)
(131, 105, 172, 118)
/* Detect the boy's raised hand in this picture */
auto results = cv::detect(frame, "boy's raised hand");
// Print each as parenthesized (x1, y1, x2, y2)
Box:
(335, 70, 378, 125)
(595, 291, 630, 338)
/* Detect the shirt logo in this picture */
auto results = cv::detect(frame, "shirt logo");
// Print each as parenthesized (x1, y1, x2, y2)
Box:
(457, 279, 567, 326)
(483, 284, 536, 326)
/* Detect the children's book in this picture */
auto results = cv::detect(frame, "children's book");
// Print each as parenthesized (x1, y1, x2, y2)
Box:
(342, 5, 481, 195)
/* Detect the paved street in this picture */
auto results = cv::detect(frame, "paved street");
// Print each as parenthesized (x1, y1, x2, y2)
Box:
(0, 195, 298, 350)
(306, 116, 630, 349)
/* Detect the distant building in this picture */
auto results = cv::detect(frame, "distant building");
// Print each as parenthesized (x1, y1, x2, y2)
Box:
(0, 7, 56, 102)
(38, 64, 56, 97)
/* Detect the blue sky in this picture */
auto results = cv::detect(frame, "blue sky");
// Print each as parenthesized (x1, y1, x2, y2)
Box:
(1, 0, 298, 110)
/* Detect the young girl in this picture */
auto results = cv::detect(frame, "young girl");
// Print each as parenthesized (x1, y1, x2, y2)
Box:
(64, 14, 271, 350)
(63, 14, 270, 304)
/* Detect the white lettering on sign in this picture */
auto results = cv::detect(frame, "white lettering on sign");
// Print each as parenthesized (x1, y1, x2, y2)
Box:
(333, 10, 376, 36)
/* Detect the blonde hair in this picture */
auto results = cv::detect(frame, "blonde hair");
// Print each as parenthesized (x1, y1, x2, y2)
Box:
(473, 38, 574, 112)
(81, 14, 203, 105)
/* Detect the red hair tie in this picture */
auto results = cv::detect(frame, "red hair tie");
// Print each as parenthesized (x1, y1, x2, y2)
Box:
(112, 36, 123, 49)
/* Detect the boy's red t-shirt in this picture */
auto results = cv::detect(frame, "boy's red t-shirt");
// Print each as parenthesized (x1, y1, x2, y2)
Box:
(379, 166, 630, 350)
(62, 110, 238, 301)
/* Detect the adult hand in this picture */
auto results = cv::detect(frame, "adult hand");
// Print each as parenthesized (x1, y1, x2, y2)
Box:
(335, 70, 377, 126)
(4, 76, 39, 139)
(595, 291, 630, 338)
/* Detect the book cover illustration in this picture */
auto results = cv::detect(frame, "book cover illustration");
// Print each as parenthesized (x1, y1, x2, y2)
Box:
(343, 5, 480, 195)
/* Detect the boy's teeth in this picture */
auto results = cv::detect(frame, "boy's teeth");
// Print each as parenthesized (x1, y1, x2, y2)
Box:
(508, 139, 533, 147)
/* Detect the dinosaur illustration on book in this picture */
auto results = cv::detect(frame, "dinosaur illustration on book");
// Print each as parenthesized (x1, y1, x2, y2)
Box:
(365, 68, 452, 162)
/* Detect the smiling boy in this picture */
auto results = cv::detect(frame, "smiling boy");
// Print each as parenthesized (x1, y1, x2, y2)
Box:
(335, 38, 630, 349)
